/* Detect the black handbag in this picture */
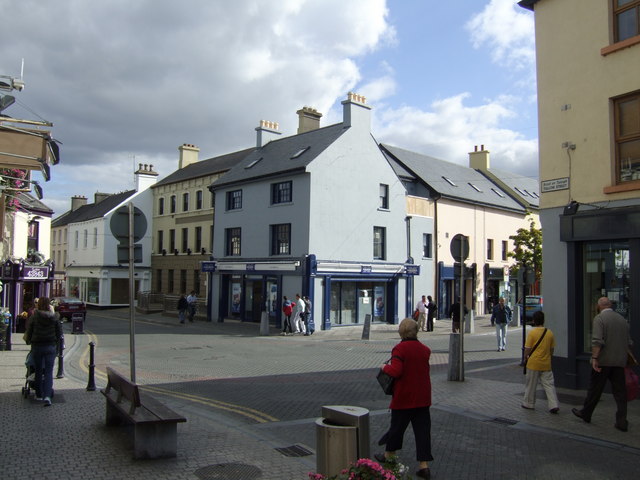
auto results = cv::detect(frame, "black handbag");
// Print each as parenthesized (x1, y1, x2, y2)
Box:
(377, 359, 395, 395)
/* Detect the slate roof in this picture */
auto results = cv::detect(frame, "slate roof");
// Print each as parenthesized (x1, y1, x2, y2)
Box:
(478, 167, 539, 209)
(154, 147, 255, 188)
(16, 192, 53, 216)
(211, 123, 348, 189)
(380, 144, 527, 213)
(52, 190, 136, 227)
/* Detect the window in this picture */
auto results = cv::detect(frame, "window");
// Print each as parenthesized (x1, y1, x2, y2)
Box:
(271, 181, 292, 204)
(270, 224, 291, 255)
(210, 225, 214, 253)
(196, 190, 203, 210)
(613, 0, 640, 42)
(379, 184, 389, 209)
(83, 229, 88, 248)
(182, 192, 189, 212)
(180, 269, 187, 294)
(195, 226, 202, 252)
(487, 239, 494, 260)
(502, 240, 508, 261)
(168, 269, 174, 293)
(170, 195, 176, 213)
(194, 270, 201, 295)
(169, 229, 176, 253)
(225, 228, 241, 256)
(93, 227, 98, 247)
(155, 269, 162, 292)
(226, 190, 242, 210)
(158, 230, 164, 253)
(423, 233, 432, 258)
(614, 91, 640, 183)
(158, 197, 164, 215)
(74, 231, 78, 249)
(181, 228, 188, 253)
(373, 226, 386, 260)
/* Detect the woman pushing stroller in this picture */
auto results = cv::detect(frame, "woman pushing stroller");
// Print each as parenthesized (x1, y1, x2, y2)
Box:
(24, 297, 62, 407)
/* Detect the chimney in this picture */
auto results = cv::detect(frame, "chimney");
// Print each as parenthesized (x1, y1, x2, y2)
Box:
(255, 120, 282, 148)
(341, 92, 372, 131)
(469, 144, 490, 170)
(70, 195, 87, 211)
(135, 163, 159, 191)
(179, 144, 200, 169)
(94, 192, 111, 204)
(296, 106, 323, 134)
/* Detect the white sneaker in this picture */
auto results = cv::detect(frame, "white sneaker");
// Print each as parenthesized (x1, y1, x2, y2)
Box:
(43, 397, 52, 407)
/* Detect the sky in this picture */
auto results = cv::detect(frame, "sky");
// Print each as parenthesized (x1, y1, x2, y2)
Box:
(0, 0, 537, 217)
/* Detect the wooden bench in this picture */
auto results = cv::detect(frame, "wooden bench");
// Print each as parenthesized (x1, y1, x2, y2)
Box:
(100, 367, 187, 459)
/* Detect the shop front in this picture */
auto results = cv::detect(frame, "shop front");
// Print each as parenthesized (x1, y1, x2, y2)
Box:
(1, 258, 54, 346)
(558, 205, 640, 389)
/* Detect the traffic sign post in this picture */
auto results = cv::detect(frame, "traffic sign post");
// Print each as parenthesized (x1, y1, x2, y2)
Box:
(450, 234, 469, 382)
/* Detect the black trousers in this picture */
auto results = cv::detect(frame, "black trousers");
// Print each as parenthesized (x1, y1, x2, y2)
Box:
(386, 407, 434, 462)
(581, 366, 627, 426)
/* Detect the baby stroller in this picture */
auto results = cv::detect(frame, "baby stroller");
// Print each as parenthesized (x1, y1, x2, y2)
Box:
(21, 351, 55, 399)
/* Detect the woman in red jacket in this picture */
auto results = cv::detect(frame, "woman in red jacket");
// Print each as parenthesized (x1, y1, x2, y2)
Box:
(376, 317, 433, 479)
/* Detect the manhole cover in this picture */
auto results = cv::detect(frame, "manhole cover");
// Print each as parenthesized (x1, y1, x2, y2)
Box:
(195, 463, 262, 480)
(275, 444, 313, 457)
(489, 417, 518, 426)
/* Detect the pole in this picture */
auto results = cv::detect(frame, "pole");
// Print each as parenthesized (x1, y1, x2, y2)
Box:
(86, 341, 96, 391)
(520, 265, 528, 366)
(458, 241, 465, 382)
(128, 202, 136, 383)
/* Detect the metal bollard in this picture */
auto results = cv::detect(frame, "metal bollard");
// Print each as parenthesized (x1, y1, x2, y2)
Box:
(86, 341, 96, 391)
(56, 332, 65, 378)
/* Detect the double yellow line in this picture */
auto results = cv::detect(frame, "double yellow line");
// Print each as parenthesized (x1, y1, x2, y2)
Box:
(77, 330, 278, 424)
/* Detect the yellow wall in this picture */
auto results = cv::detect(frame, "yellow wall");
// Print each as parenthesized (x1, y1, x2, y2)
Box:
(535, 0, 640, 208)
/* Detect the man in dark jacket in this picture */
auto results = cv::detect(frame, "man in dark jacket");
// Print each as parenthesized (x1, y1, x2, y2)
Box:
(449, 298, 468, 333)
(24, 297, 62, 407)
(491, 297, 512, 351)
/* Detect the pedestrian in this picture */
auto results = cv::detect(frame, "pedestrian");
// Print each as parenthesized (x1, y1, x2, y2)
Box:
(177, 294, 188, 324)
(415, 295, 428, 332)
(375, 318, 433, 479)
(449, 297, 468, 333)
(293, 293, 305, 334)
(521, 311, 560, 413)
(303, 295, 312, 336)
(491, 297, 512, 351)
(572, 297, 633, 431)
(23, 297, 62, 407)
(281, 296, 293, 335)
(186, 290, 197, 322)
(426, 295, 437, 332)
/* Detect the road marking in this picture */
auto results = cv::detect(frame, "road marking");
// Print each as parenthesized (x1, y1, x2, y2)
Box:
(75, 330, 277, 423)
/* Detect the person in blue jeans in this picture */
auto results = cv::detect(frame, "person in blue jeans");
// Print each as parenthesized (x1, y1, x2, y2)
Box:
(491, 297, 512, 351)
(24, 297, 62, 407)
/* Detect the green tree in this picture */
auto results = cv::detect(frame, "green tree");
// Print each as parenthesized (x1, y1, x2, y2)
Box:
(508, 214, 542, 283)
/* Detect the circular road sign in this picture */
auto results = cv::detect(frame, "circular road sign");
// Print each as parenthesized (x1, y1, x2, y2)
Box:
(450, 234, 469, 263)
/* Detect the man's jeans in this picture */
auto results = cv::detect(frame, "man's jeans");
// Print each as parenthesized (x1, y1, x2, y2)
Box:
(496, 323, 508, 350)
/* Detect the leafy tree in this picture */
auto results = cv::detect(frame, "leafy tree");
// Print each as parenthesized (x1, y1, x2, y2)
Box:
(508, 213, 542, 283)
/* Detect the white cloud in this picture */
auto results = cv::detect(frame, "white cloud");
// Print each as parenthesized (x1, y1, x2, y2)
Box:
(374, 92, 539, 179)
(466, 0, 536, 71)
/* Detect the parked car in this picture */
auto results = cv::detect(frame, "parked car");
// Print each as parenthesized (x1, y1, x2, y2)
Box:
(51, 297, 86, 321)
(521, 295, 543, 324)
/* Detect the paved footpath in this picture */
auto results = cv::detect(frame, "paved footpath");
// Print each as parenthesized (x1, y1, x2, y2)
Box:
(1, 312, 638, 480)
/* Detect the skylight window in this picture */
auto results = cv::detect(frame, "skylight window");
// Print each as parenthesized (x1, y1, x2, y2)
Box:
(491, 188, 505, 198)
(468, 183, 482, 192)
(245, 157, 263, 169)
(442, 176, 457, 187)
(290, 146, 310, 159)
(514, 187, 526, 195)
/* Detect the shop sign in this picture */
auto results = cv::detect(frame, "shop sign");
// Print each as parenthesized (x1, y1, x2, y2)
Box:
(246, 263, 256, 271)
(200, 261, 216, 273)
(23, 266, 49, 280)
(405, 265, 420, 275)
(361, 265, 372, 274)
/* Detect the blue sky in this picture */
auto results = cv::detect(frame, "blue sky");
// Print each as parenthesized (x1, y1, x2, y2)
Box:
(0, 0, 537, 216)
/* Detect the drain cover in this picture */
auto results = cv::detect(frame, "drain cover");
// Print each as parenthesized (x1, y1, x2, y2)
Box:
(275, 444, 313, 457)
(490, 417, 518, 425)
(195, 463, 262, 480)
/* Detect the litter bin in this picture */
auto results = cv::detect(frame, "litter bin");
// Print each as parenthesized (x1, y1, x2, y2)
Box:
(316, 405, 370, 477)
(71, 312, 85, 334)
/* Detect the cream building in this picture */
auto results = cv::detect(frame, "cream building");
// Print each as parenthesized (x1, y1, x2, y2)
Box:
(520, 0, 640, 388)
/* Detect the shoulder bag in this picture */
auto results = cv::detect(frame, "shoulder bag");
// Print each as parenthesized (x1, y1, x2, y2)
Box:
(523, 328, 547, 375)
(376, 359, 395, 395)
